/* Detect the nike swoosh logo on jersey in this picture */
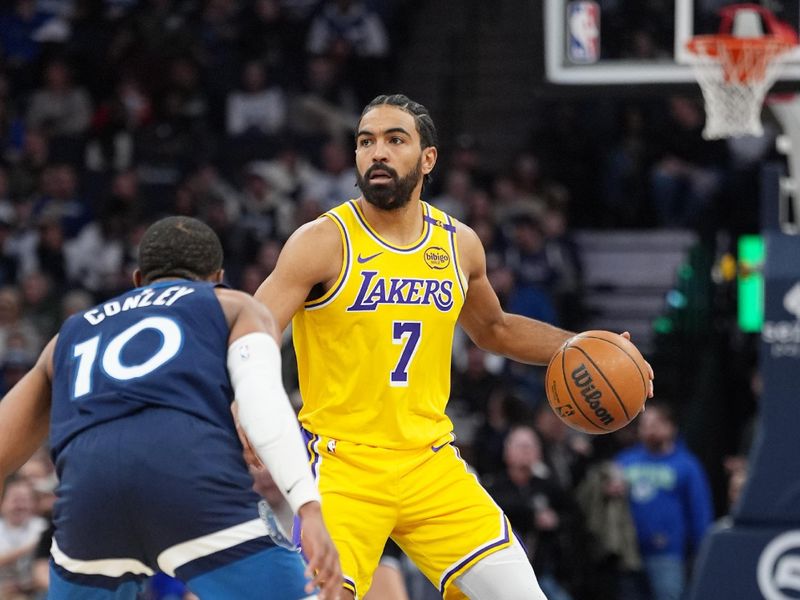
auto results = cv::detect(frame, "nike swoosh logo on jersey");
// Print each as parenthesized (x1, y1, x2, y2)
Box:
(431, 442, 450, 453)
(357, 252, 383, 264)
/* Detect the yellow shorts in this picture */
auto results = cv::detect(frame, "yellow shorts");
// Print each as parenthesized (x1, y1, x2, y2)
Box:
(304, 431, 512, 599)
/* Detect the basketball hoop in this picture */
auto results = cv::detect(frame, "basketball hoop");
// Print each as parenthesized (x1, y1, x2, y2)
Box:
(686, 4, 798, 139)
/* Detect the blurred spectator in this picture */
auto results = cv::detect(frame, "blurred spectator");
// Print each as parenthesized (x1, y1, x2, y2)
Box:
(430, 168, 472, 222)
(307, 0, 389, 104)
(85, 74, 152, 173)
(534, 403, 592, 494)
(134, 87, 212, 200)
(540, 202, 584, 329)
(301, 138, 357, 210)
(163, 56, 210, 129)
(471, 389, 533, 477)
(307, 0, 389, 60)
(649, 96, 728, 229)
(0, 285, 43, 359)
(29, 163, 92, 240)
(0, 1, 50, 91)
(112, 0, 196, 81)
(616, 401, 714, 600)
(504, 214, 559, 296)
(7, 129, 51, 201)
(602, 103, 655, 227)
(450, 341, 503, 419)
(0, 477, 48, 599)
(226, 59, 287, 138)
(0, 170, 20, 287)
(60, 288, 94, 320)
(0, 349, 36, 395)
(0, 76, 27, 165)
(195, 0, 242, 116)
(289, 55, 360, 141)
(306, 0, 391, 102)
(238, 0, 293, 74)
(65, 210, 128, 298)
(293, 196, 325, 229)
(485, 425, 575, 600)
(26, 58, 93, 141)
(445, 133, 493, 192)
(240, 263, 267, 295)
(20, 271, 60, 339)
(575, 460, 641, 600)
(239, 161, 296, 243)
(448, 342, 502, 463)
(252, 139, 322, 204)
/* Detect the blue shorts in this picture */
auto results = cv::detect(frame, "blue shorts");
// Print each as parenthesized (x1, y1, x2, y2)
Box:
(50, 407, 314, 599)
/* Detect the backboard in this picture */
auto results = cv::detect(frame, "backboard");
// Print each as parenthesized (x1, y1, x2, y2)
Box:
(544, 0, 800, 84)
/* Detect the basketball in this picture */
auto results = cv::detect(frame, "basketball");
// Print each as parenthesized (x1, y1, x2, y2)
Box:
(545, 330, 649, 435)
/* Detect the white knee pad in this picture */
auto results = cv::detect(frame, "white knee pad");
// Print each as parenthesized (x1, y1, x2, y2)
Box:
(453, 537, 547, 600)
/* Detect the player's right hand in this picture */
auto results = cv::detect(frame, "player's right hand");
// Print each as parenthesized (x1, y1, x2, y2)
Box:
(297, 501, 342, 600)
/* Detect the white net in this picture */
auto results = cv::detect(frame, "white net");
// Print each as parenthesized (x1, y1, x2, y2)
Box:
(688, 37, 793, 139)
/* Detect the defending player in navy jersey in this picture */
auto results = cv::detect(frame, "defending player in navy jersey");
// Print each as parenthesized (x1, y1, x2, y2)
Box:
(0, 216, 342, 599)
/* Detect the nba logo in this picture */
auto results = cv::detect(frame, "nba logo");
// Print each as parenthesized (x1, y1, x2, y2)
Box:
(568, 1, 600, 63)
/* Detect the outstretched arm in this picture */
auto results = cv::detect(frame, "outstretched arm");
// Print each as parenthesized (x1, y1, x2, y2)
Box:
(456, 224, 572, 364)
(0, 338, 55, 491)
(218, 289, 341, 598)
(254, 217, 343, 332)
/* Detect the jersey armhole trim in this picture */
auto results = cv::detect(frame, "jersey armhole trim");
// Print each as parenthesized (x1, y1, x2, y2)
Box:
(446, 214, 468, 301)
(305, 212, 350, 310)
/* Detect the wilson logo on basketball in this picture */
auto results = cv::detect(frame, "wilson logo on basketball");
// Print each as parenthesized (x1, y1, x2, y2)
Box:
(571, 364, 615, 425)
(424, 247, 450, 270)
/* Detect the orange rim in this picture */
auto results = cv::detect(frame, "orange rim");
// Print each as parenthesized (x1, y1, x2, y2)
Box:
(686, 34, 796, 83)
(686, 34, 795, 58)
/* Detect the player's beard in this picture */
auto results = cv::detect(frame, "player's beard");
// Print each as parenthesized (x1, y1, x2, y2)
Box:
(357, 159, 422, 211)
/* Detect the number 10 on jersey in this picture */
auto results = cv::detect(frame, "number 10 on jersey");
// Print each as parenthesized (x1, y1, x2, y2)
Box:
(391, 321, 421, 386)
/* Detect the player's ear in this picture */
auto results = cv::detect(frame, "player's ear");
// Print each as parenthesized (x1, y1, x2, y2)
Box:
(132, 269, 143, 287)
(212, 269, 225, 284)
(422, 146, 437, 176)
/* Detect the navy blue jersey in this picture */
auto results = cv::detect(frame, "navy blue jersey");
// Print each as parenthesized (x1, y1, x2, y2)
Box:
(50, 280, 232, 460)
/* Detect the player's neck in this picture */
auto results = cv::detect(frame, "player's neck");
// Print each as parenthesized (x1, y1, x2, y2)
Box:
(358, 197, 424, 246)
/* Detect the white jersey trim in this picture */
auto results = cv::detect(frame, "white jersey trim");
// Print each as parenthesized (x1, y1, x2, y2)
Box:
(51, 538, 155, 578)
(157, 518, 267, 576)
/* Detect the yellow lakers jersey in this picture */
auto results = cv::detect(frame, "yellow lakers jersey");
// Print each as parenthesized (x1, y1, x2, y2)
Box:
(292, 200, 468, 449)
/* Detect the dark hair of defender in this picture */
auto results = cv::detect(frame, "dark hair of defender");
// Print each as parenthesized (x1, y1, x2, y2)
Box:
(138, 216, 223, 284)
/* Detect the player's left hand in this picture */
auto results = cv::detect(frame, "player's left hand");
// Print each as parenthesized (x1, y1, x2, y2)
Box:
(230, 401, 263, 468)
(620, 331, 654, 399)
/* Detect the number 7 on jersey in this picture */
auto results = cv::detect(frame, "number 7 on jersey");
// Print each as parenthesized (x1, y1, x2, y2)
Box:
(391, 321, 421, 386)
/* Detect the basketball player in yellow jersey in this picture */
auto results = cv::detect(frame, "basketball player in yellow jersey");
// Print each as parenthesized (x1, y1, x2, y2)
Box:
(255, 94, 654, 600)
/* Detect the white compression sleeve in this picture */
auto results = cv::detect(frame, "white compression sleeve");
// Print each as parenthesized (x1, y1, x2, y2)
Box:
(227, 332, 320, 514)
(454, 537, 547, 600)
